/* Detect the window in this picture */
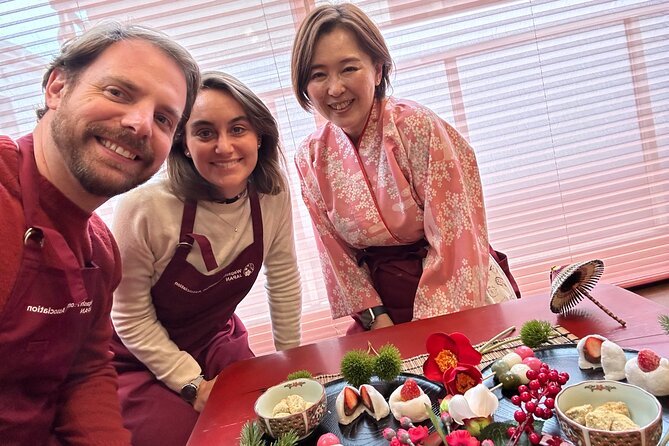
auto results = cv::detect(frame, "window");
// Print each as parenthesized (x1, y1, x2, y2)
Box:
(2, 0, 667, 355)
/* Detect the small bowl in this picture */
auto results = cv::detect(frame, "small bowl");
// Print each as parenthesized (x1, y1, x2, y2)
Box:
(254, 378, 326, 439)
(555, 379, 663, 446)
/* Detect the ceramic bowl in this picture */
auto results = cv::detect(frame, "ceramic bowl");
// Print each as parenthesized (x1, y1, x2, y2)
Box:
(555, 379, 662, 446)
(254, 378, 326, 439)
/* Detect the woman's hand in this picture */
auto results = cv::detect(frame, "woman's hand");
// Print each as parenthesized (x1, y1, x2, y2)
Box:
(370, 313, 394, 330)
(193, 376, 218, 413)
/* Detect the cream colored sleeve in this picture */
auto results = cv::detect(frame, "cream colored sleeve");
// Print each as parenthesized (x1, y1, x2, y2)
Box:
(111, 186, 201, 393)
(262, 188, 302, 351)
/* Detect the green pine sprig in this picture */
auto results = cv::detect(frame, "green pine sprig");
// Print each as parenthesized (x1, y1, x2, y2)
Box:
(659, 314, 669, 336)
(239, 421, 299, 446)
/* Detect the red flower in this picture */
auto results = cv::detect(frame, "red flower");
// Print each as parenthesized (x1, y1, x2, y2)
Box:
(423, 333, 482, 382)
(445, 429, 480, 446)
(408, 425, 429, 444)
(443, 364, 483, 395)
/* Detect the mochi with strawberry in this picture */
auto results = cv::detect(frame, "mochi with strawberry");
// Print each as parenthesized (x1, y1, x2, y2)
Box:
(388, 378, 432, 422)
(625, 349, 669, 396)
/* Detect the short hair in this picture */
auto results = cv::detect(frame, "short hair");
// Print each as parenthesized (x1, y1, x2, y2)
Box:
(36, 20, 200, 128)
(291, 3, 393, 111)
(167, 71, 287, 201)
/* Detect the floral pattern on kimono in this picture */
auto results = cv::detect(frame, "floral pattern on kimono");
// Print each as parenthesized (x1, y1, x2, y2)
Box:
(296, 97, 491, 320)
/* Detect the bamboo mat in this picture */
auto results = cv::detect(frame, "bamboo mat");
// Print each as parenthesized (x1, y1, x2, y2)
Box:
(315, 325, 578, 385)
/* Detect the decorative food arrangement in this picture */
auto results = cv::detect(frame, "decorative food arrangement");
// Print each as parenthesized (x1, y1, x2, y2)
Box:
(241, 319, 668, 446)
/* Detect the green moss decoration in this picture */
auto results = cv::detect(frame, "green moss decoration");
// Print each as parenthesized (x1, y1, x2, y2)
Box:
(340, 349, 374, 387)
(373, 343, 402, 382)
(286, 370, 313, 381)
(520, 320, 553, 348)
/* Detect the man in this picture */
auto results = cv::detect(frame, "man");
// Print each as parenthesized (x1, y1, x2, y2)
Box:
(0, 21, 200, 445)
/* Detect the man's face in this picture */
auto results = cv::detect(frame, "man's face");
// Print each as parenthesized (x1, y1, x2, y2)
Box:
(48, 39, 188, 197)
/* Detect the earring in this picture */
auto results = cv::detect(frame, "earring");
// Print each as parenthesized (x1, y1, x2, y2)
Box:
(185, 151, 191, 158)
(257, 139, 261, 149)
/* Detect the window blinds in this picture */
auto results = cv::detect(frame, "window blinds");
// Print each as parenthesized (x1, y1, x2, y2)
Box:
(2, 0, 667, 355)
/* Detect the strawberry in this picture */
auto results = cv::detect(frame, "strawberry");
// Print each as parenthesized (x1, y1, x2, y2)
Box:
(360, 385, 374, 413)
(582, 336, 603, 364)
(400, 378, 421, 401)
(342, 386, 360, 416)
(637, 349, 661, 373)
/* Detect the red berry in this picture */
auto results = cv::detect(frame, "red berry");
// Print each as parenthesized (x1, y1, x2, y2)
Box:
(507, 426, 516, 437)
(638, 349, 661, 373)
(400, 378, 421, 401)
(544, 397, 555, 409)
(534, 407, 544, 418)
(548, 370, 559, 381)
(520, 391, 532, 402)
(529, 380, 541, 390)
(543, 408, 553, 419)
(526, 369, 538, 380)
(537, 372, 548, 384)
(547, 383, 561, 396)
(525, 401, 537, 413)
(514, 410, 527, 422)
(518, 385, 528, 394)
(529, 432, 541, 444)
(511, 395, 521, 406)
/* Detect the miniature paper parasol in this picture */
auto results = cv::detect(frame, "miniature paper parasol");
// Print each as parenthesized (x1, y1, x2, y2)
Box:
(549, 259, 626, 327)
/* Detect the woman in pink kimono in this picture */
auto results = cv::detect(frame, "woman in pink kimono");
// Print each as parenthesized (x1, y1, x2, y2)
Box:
(291, 3, 519, 333)
(110, 72, 302, 445)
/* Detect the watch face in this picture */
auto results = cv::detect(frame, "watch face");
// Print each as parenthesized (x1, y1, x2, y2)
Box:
(181, 384, 197, 402)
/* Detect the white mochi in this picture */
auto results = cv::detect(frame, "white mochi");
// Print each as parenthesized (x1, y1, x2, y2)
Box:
(388, 383, 432, 422)
(576, 334, 607, 370)
(625, 357, 669, 396)
(600, 340, 627, 381)
(359, 384, 390, 420)
(335, 386, 364, 425)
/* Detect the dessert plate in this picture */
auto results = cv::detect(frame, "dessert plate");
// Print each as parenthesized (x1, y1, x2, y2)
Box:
(298, 373, 445, 445)
(481, 344, 669, 438)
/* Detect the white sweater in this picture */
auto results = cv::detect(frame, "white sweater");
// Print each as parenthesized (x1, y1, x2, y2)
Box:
(111, 179, 302, 392)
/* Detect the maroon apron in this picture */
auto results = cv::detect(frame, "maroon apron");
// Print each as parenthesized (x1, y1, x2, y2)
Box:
(349, 241, 519, 333)
(0, 139, 103, 444)
(112, 188, 263, 446)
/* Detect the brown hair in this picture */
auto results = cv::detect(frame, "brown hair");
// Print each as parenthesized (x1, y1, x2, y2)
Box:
(291, 2, 393, 111)
(167, 71, 287, 201)
(36, 20, 200, 128)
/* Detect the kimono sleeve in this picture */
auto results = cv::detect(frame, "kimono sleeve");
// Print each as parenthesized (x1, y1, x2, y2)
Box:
(294, 138, 382, 319)
(401, 109, 490, 319)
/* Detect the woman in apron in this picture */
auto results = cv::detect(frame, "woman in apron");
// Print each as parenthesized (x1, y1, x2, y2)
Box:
(110, 72, 302, 446)
(291, 4, 520, 334)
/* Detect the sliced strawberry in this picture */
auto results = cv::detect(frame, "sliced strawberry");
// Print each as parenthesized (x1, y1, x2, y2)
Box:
(343, 386, 359, 416)
(360, 385, 374, 413)
(637, 349, 661, 373)
(582, 336, 604, 364)
(400, 378, 421, 401)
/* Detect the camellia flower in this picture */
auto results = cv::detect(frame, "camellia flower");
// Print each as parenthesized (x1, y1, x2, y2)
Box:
(447, 383, 499, 425)
(443, 364, 483, 395)
(423, 332, 482, 382)
(445, 429, 480, 446)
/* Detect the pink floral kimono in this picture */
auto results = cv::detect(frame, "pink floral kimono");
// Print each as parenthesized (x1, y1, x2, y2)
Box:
(296, 97, 515, 323)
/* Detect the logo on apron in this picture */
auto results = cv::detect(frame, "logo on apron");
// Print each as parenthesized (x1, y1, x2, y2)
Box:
(243, 263, 255, 277)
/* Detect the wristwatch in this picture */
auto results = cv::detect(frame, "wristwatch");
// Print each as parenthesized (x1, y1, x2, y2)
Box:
(358, 306, 387, 330)
(180, 375, 204, 403)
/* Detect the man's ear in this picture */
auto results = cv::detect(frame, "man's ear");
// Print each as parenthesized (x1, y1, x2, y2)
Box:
(44, 68, 68, 110)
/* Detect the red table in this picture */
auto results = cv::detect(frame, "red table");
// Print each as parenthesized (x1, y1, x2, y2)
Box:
(188, 284, 669, 444)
